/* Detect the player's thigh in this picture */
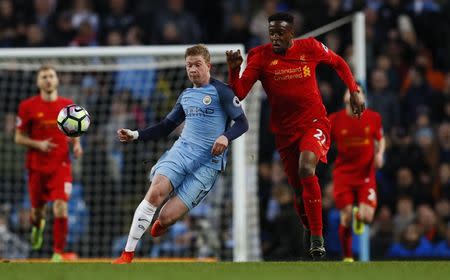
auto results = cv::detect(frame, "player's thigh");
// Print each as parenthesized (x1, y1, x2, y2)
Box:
(333, 178, 355, 211)
(340, 205, 353, 226)
(357, 184, 377, 222)
(176, 165, 219, 211)
(357, 184, 377, 210)
(48, 163, 72, 203)
(149, 149, 189, 192)
(277, 142, 301, 188)
(158, 196, 189, 226)
(358, 203, 376, 223)
(300, 120, 331, 163)
(145, 174, 174, 203)
(28, 170, 47, 208)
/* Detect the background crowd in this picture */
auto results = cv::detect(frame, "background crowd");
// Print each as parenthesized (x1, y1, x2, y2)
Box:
(0, 0, 450, 260)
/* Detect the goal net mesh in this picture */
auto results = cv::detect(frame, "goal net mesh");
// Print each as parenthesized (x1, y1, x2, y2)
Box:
(0, 46, 261, 260)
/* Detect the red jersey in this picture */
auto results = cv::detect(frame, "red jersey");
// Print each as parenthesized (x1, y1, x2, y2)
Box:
(228, 37, 358, 136)
(330, 109, 383, 185)
(16, 95, 74, 173)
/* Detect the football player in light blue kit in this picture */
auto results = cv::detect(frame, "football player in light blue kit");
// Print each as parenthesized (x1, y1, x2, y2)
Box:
(113, 44, 249, 264)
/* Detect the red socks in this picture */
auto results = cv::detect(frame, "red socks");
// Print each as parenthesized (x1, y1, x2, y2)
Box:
(293, 193, 310, 229)
(338, 224, 353, 258)
(300, 175, 323, 237)
(53, 217, 68, 254)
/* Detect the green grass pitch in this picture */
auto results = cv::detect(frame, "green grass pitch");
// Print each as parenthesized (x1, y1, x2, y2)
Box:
(1, 261, 449, 280)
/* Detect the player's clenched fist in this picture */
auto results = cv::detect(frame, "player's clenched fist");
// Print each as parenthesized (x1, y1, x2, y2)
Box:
(225, 50, 243, 70)
(349, 87, 365, 119)
(211, 135, 229, 156)
(117, 128, 138, 142)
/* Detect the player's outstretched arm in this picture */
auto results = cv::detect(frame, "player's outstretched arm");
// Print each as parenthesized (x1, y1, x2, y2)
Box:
(15, 129, 57, 152)
(374, 136, 386, 168)
(117, 128, 138, 142)
(226, 49, 260, 100)
(71, 137, 83, 158)
(117, 118, 180, 143)
(349, 89, 365, 119)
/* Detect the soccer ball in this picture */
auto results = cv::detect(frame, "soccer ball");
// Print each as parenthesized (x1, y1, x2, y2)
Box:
(57, 104, 91, 137)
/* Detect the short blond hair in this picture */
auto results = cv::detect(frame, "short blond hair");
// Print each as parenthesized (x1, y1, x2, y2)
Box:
(185, 44, 210, 63)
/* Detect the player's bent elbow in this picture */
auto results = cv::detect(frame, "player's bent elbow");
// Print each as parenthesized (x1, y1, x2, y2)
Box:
(14, 131, 24, 145)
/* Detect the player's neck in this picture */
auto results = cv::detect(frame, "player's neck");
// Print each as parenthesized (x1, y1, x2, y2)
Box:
(193, 75, 210, 88)
(345, 107, 352, 116)
(40, 91, 58, 102)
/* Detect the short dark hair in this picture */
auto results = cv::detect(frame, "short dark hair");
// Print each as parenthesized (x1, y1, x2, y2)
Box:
(268, 12, 294, 24)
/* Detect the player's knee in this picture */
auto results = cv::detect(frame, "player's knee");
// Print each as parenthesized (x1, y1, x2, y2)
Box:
(32, 208, 45, 221)
(158, 213, 176, 227)
(148, 187, 165, 206)
(53, 200, 67, 217)
(340, 211, 352, 226)
(360, 212, 374, 224)
(298, 163, 315, 178)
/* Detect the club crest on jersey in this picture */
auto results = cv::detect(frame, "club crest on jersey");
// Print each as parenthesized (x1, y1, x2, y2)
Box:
(202, 95, 212, 105)
(233, 96, 241, 107)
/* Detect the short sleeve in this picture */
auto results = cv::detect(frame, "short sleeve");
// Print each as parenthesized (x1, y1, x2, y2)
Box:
(218, 84, 245, 119)
(166, 93, 186, 125)
(16, 101, 30, 131)
(373, 112, 383, 140)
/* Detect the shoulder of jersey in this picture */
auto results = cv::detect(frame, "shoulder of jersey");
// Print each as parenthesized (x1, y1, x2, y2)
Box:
(294, 37, 316, 47)
(330, 109, 345, 119)
(61, 97, 74, 104)
(249, 44, 270, 56)
(210, 77, 224, 86)
(366, 109, 381, 118)
(21, 95, 39, 106)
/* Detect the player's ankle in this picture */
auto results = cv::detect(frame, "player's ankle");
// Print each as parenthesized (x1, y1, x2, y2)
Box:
(311, 235, 323, 243)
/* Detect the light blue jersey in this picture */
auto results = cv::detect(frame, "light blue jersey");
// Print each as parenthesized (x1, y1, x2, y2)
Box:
(165, 78, 244, 171)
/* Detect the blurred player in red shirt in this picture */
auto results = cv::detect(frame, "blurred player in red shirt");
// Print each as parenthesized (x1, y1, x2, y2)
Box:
(15, 65, 82, 262)
(226, 12, 364, 259)
(329, 89, 385, 262)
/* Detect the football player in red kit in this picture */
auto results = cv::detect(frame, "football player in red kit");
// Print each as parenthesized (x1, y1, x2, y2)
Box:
(15, 65, 82, 262)
(226, 12, 364, 259)
(330, 90, 385, 262)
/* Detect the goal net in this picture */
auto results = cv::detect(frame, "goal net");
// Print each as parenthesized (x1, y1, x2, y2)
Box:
(0, 45, 261, 261)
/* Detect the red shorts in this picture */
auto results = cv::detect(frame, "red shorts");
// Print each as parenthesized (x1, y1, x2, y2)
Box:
(277, 119, 331, 189)
(28, 162, 72, 208)
(333, 176, 377, 209)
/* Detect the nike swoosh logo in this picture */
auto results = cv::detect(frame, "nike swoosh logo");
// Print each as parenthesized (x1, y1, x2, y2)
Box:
(74, 108, 83, 112)
(138, 225, 145, 230)
(138, 218, 150, 223)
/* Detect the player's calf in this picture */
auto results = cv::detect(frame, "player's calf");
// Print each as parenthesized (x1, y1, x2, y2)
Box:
(150, 219, 169, 237)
